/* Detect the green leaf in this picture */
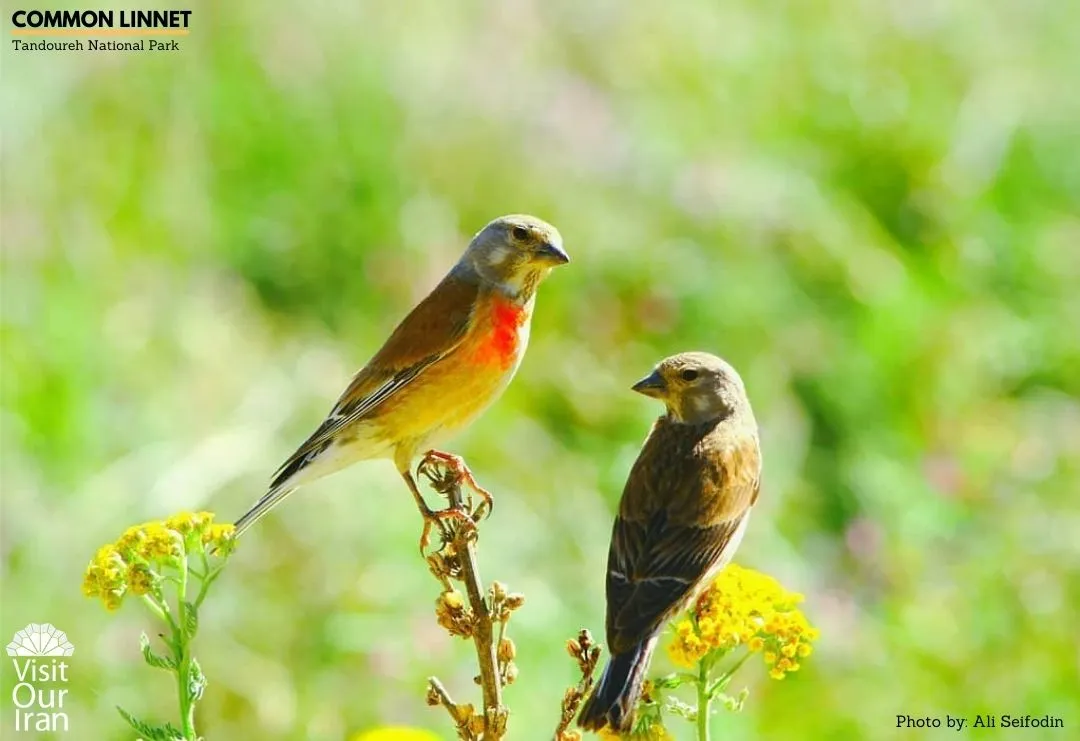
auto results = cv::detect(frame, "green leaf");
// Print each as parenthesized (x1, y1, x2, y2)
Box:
(664, 696, 698, 721)
(188, 656, 207, 702)
(139, 632, 176, 671)
(710, 686, 748, 712)
(651, 672, 684, 690)
(183, 601, 199, 639)
(159, 721, 185, 740)
(116, 706, 183, 740)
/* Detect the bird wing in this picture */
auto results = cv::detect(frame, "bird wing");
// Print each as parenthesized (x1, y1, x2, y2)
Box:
(605, 420, 760, 653)
(270, 272, 481, 487)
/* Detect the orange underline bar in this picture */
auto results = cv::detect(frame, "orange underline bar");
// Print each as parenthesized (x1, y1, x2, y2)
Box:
(11, 29, 190, 36)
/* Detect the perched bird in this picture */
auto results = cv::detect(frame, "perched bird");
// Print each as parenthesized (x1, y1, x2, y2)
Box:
(578, 352, 761, 732)
(234, 214, 569, 540)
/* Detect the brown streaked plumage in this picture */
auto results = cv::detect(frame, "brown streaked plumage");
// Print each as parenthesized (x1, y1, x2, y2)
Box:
(579, 352, 761, 733)
(234, 214, 569, 540)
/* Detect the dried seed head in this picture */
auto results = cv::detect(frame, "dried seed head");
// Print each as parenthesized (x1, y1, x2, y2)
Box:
(467, 714, 486, 736)
(566, 638, 581, 657)
(435, 590, 474, 637)
(497, 637, 517, 663)
(453, 703, 475, 724)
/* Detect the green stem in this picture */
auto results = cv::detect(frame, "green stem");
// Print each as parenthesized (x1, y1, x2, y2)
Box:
(154, 586, 181, 636)
(708, 650, 752, 696)
(696, 653, 713, 741)
(194, 565, 222, 609)
(174, 554, 197, 740)
(141, 594, 169, 624)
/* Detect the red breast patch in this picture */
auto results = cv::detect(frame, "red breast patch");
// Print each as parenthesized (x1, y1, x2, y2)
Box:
(472, 296, 526, 368)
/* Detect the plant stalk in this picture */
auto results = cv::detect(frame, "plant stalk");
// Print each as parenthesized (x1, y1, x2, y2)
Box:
(446, 481, 504, 735)
(696, 653, 713, 741)
(175, 554, 197, 740)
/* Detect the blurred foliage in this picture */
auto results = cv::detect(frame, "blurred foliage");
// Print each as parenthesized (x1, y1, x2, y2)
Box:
(2, 0, 1079, 739)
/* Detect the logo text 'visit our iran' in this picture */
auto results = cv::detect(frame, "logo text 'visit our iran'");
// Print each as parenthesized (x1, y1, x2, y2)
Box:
(7, 623, 74, 734)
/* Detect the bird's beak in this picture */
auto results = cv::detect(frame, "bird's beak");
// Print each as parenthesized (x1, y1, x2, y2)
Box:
(536, 241, 570, 266)
(632, 369, 667, 398)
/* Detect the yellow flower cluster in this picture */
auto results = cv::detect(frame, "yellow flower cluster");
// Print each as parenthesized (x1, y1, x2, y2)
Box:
(596, 724, 673, 740)
(82, 511, 235, 610)
(667, 564, 818, 679)
(351, 729, 440, 741)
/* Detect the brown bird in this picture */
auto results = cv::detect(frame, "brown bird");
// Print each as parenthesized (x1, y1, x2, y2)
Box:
(234, 215, 569, 542)
(578, 352, 761, 733)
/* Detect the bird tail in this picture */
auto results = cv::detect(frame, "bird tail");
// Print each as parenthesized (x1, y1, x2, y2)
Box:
(578, 638, 656, 732)
(234, 436, 337, 536)
(234, 482, 296, 536)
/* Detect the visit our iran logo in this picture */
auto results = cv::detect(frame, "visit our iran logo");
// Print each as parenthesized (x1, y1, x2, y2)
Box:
(7, 623, 73, 733)
(6, 623, 74, 656)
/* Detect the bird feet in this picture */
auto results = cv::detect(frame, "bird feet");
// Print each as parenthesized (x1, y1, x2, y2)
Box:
(418, 449, 495, 520)
(411, 450, 492, 554)
(416, 504, 473, 556)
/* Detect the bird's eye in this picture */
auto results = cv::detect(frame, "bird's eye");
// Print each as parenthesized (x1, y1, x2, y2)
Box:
(680, 369, 700, 382)
(511, 226, 529, 241)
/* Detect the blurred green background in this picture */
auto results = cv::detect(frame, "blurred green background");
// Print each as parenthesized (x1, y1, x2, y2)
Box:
(3, 0, 1079, 739)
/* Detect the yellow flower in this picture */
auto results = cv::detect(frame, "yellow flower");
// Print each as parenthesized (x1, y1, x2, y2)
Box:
(81, 544, 127, 607)
(164, 511, 199, 535)
(82, 510, 237, 611)
(664, 563, 818, 679)
(667, 618, 708, 667)
(126, 562, 155, 596)
(115, 525, 144, 555)
(597, 725, 673, 741)
(203, 522, 235, 546)
(103, 591, 123, 611)
(139, 523, 183, 561)
(351, 728, 441, 741)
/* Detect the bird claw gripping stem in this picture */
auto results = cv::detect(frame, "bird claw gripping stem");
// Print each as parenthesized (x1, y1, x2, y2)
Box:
(417, 450, 494, 522)
(414, 451, 494, 555)
(417, 506, 475, 557)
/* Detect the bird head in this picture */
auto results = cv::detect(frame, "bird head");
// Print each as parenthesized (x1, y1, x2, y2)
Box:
(461, 214, 569, 298)
(632, 352, 750, 424)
